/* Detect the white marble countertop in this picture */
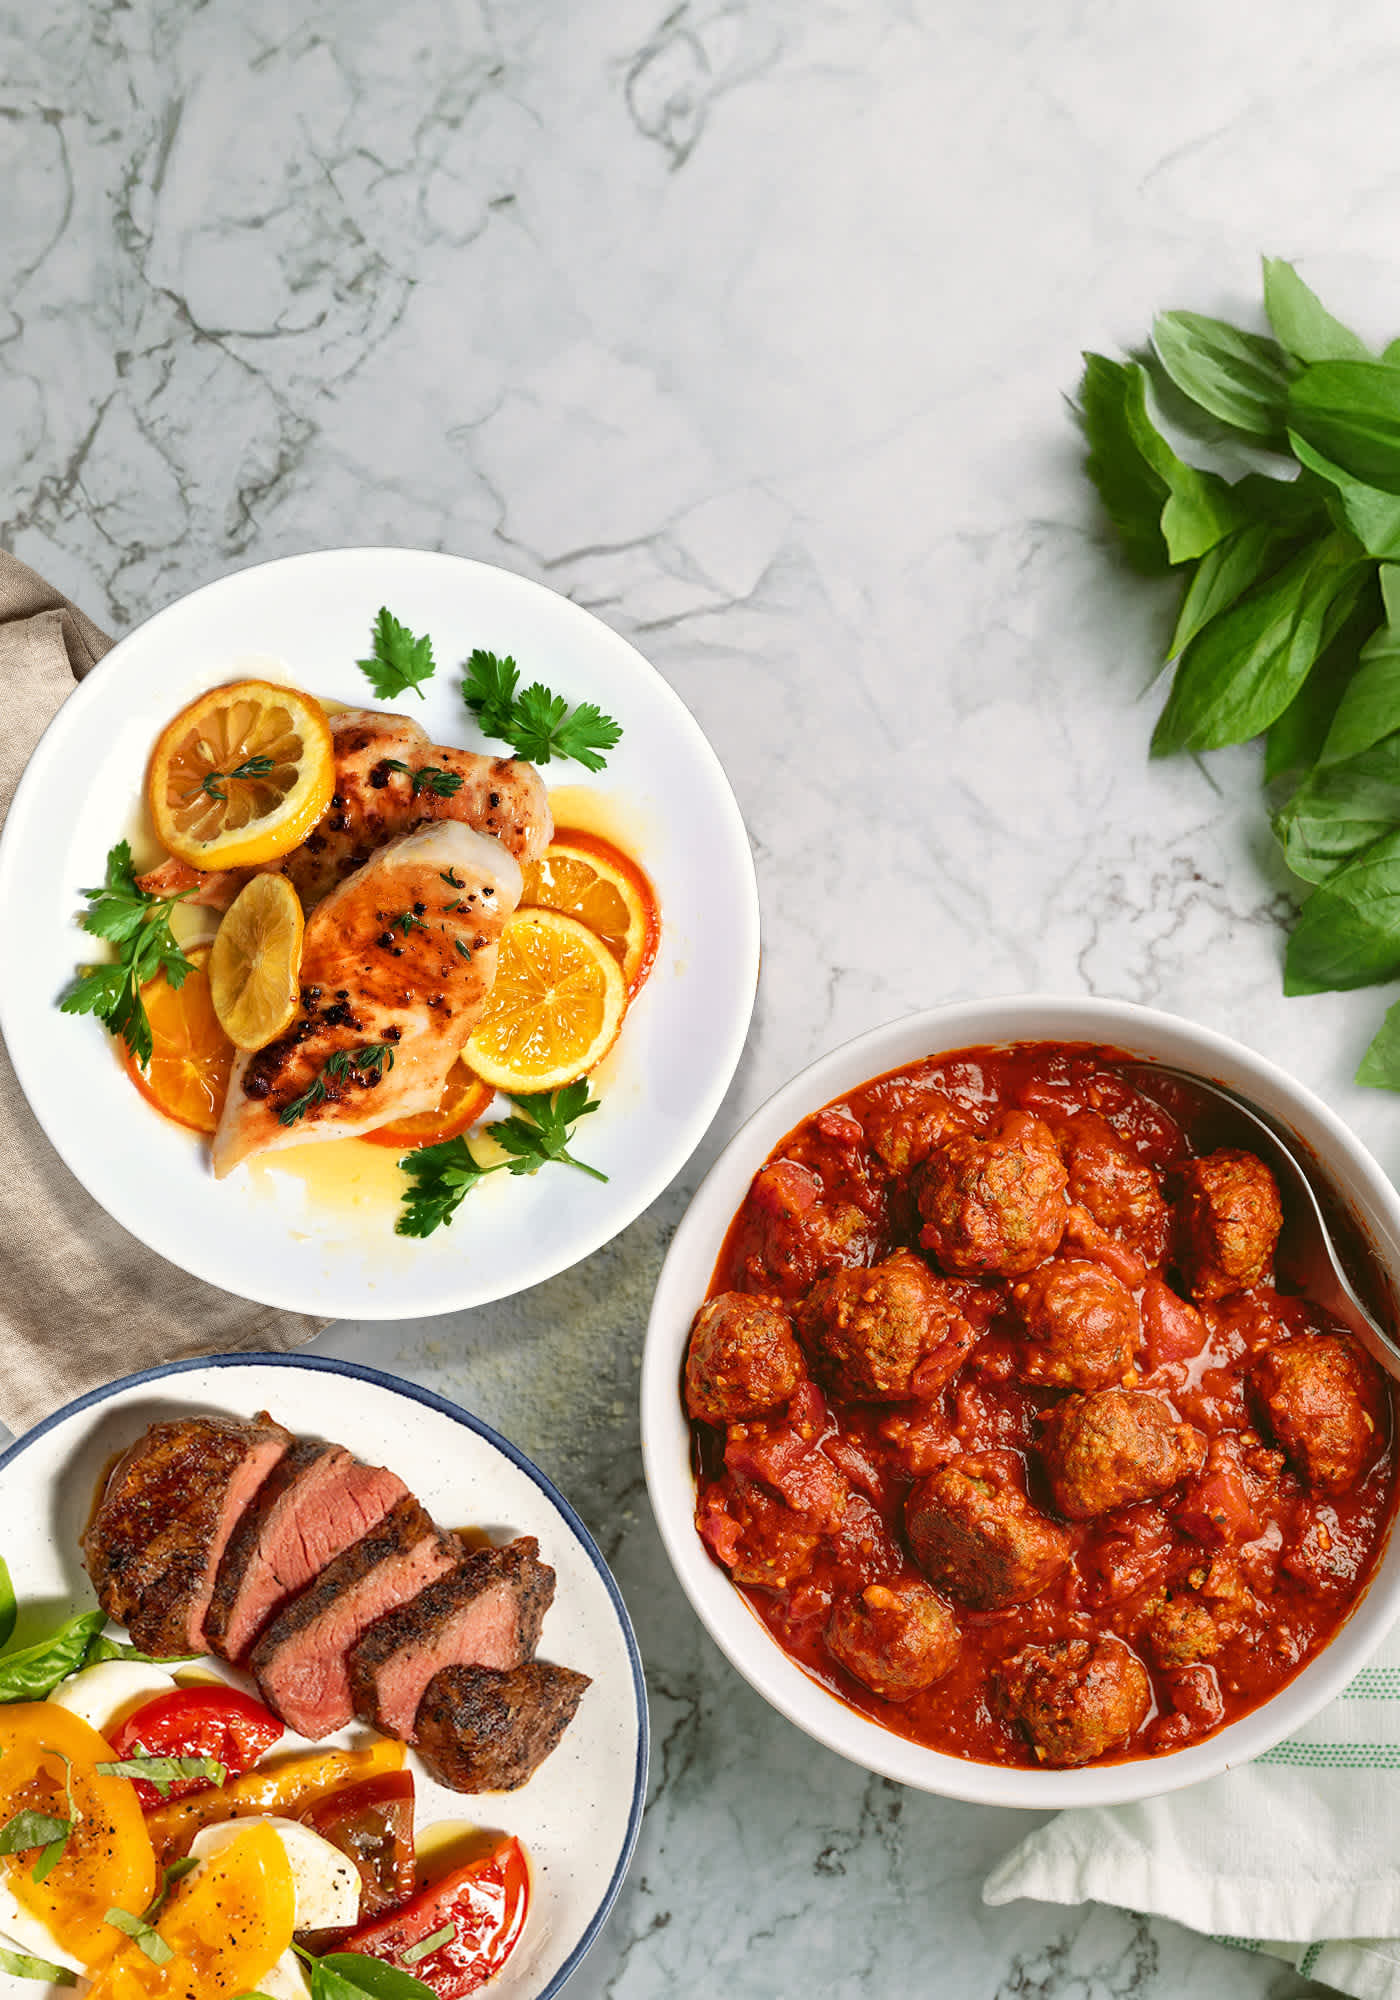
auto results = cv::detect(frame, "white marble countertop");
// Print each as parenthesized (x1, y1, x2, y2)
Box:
(10, 0, 1400, 1991)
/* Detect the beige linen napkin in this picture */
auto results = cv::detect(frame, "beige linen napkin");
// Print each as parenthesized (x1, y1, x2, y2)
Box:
(0, 550, 328, 1435)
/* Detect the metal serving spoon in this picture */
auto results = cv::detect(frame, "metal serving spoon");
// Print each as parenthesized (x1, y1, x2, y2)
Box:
(1120, 1061, 1400, 1385)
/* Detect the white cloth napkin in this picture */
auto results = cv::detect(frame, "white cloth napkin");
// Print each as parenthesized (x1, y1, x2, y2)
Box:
(984, 1627, 1400, 1999)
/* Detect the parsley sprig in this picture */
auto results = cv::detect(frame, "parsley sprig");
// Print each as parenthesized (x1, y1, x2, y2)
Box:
(60, 842, 195, 1067)
(396, 1080, 606, 1237)
(278, 1045, 397, 1127)
(357, 609, 436, 702)
(463, 650, 622, 772)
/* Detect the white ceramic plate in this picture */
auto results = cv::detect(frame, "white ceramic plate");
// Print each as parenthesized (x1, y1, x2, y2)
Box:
(643, 995, 1400, 1808)
(0, 549, 759, 1318)
(0, 1353, 647, 2000)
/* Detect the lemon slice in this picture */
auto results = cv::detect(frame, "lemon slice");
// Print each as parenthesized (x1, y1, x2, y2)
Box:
(148, 680, 334, 870)
(520, 829, 661, 998)
(209, 873, 306, 1050)
(465, 908, 627, 1093)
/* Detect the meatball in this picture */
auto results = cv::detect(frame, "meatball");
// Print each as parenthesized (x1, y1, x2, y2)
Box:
(1052, 1110, 1169, 1263)
(860, 1081, 965, 1173)
(731, 1159, 874, 1300)
(1175, 1149, 1282, 1302)
(696, 1475, 822, 1589)
(1145, 1591, 1223, 1668)
(1008, 1258, 1139, 1392)
(904, 1456, 1072, 1610)
(1040, 1389, 1206, 1521)
(1252, 1331, 1386, 1494)
(796, 1249, 977, 1401)
(685, 1292, 805, 1424)
(993, 1635, 1150, 1766)
(916, 1111, 1069, 1278)
(825, 1578, 959, 1701)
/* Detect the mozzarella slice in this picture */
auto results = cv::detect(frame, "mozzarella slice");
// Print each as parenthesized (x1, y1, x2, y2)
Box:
(47, 1660, 177, 1738)
(189, 1818, 360, 1931)
(0, 1892, 85, 1978)
(255, 1950, 313, 2000)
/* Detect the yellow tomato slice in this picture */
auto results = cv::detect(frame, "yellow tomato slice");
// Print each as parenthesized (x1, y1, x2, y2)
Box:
(145, 1737, 405, 1864)
(87, 1821, 295, 2000)
(0, 1705, 156, 1969)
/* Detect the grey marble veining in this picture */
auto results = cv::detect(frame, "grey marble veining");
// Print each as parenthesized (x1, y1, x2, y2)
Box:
(7, 0, 1399, 1990)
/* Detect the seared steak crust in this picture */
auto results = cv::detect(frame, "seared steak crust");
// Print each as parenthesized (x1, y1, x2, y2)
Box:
(250, 1496, 461, 1738)
(414, 1661, 591, 1792)
(206, 1439, 409, 1661)
(349, 1536, 556, 1741)
(82, 1413, 291, 1654)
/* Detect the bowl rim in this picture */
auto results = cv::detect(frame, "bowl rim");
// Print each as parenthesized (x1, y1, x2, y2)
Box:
(640, 992, 1400, 1808)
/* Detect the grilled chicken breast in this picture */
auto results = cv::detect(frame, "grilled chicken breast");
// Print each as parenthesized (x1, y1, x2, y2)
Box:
(211, 821, 522, 1177)
(141, 709, 551, 913)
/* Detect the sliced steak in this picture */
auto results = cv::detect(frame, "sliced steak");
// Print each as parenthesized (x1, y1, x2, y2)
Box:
(349, 1537, 555, 1741)
(206, 1439, 409, 1661)
(414, 1661, 591, 1792)
(82, 1413, 291, 1654)
(250, 1497, 461, 1738)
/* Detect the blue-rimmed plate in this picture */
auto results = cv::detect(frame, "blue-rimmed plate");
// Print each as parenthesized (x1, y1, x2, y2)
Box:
(0, 1353, 647, 2000)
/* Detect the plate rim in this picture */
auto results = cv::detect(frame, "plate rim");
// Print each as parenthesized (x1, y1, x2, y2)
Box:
(0, 1347, 650, 2000)
(0, 547, 761, 1318)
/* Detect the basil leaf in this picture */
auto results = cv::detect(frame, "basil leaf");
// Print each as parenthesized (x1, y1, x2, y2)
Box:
(31, 1836, 67, 1885)
(0, 1560, 14, 1652)
(1153, 532, 1366, 755)
(143, 1854, 200, 1925)
(0, 1810, 71, 1856)
(104, 1908, 173, 1966)
(0, 1946, 77, 1985)
(1077, 353, 1173, 574)
(1315, 606, 1400, 765)
(1262, 258, 1372, 364)
(1076, 353, 1248, 569)
(1110, 363, 1252, 562)
(1275, 736, 1400, 883)
(401, 1925, 455, 1966)
(1357, 998, 1400, 1088)
(315, 1953, 438, 2000)
(1284, 829, 1400, 992)
(0, 1611, 106, 1702)
(1151, 311, 1292, 443)
(1265, 580, 1381, 781)
(1169, 519, 1294, 659)
(82, 1635, 199, 1669)
(1288, 361, 1400, 497)
(96, 1754, 226, 1797)
(1288, 432, 1400, 557)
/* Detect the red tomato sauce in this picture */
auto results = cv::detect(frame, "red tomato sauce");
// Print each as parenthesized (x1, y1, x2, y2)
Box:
(687, 1042, 1400, 1767)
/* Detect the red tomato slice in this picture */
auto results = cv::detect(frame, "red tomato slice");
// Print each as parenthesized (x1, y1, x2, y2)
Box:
(109, 1686, 283, 1810)
(340, 1837, 529, 1999)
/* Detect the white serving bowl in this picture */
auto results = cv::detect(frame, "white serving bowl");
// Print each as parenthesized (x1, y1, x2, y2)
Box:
(641, 994, 1400, 1808)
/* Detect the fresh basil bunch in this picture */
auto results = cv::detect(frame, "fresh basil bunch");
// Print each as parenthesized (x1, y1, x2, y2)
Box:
(1079, 257, 1400, 1084)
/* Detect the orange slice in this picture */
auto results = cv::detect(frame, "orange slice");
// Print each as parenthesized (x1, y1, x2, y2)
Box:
(464, 908, 626, 1093)
(148, 680, 334, 870)
(122, 948, 234, 1134)
(363, 1059, 497, 1149)
(210, 873, 305, 1050)
(520, 829, 660, 999)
